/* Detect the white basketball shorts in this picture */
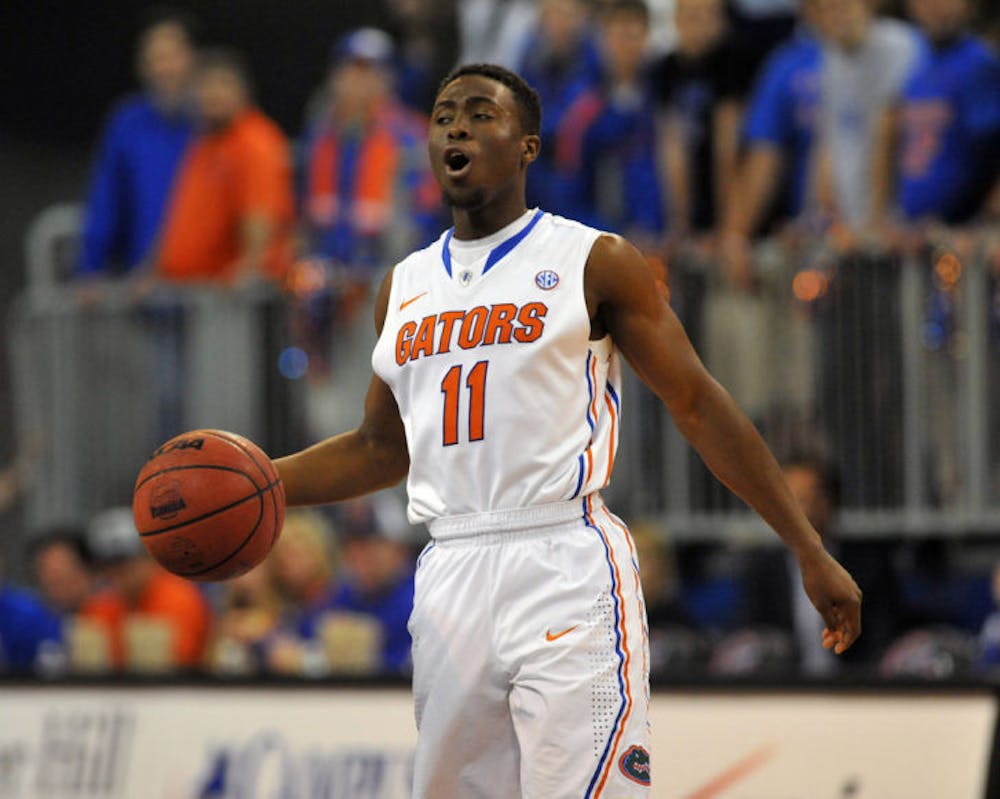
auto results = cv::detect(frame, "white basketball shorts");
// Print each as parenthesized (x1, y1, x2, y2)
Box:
(409, 493, 651, 798)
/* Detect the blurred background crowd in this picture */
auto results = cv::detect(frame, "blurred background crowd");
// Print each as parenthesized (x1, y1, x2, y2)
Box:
(1, 0, 1000, 682)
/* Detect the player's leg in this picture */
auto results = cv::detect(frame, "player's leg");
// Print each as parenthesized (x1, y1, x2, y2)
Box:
(504, 496, 651, 798)
(409, 541, 520, 799)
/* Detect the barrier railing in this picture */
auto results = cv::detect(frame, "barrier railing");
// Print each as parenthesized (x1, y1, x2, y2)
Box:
(610, 233, 1000, 540)
(7, 283, 305, 532)
(9, 219, 999, 539)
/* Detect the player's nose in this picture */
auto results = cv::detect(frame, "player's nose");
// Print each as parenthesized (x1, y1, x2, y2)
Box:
(446, 120, 470, 140)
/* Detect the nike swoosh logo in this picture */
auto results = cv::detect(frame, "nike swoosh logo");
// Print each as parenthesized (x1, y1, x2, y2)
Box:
(682, 745, 775, 799)
(545, 625, 578, 642)
(399, 291, 428, 311)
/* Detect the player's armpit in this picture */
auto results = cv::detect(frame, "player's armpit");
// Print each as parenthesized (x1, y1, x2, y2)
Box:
(584, 233, 713, 423)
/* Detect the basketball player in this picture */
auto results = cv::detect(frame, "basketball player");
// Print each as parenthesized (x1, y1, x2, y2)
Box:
(274, 63, 862, 798)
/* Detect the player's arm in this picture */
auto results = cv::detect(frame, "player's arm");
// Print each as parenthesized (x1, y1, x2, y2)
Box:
(585, 235, 862, 653)
(274, 269, 410, 506)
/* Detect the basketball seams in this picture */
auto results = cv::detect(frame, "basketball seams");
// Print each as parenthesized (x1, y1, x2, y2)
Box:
(173, 490, 269, 579)
(202, 430, 277, 486)
(208, 431, 286, 558)
(137, 478, 281, 537)
(134, 463, 259, 494)
(133, 429, 286, 582)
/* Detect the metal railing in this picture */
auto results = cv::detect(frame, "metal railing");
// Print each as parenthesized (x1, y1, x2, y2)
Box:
(8, 283, 305, 532)
(9, 203, 999, 539)
(610, 233, 1000, 540)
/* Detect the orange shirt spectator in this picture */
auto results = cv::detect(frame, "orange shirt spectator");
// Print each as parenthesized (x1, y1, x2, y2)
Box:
(157, 49, 294, 282)
(79, 507, 211, 670)
(80, 566, 211, 668)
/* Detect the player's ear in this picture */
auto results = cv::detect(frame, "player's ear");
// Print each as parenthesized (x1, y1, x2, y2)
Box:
(521, 135, 540, 168)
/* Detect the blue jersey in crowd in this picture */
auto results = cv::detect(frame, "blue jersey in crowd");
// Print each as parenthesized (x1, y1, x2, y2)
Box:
(743, 30, 822, 218)
(0, 586, 62, 672)
(556, 75, 665, 236)
(898, 34, 1000, 223)
(78, 96, 194, 275)
(325, 568, 415, 674)
(517, 29, 603, 214)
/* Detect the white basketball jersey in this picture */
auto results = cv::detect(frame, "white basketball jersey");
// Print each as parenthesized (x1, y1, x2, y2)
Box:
(372, 209, 622, 524)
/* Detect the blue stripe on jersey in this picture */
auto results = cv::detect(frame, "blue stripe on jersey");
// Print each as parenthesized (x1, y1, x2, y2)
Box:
(582, 496, 629, 799)
(584, 351, 596, 433)
(439, 209, 545, 279)
(441, 228, 455, 277)
(572, 453, 586, 498)
(482, 209, 544, 273)
(605, 380, 620, 413)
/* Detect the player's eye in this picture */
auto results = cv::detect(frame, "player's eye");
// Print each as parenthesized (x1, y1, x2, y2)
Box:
(473, 112, 493, 120)
(435, 115, 452, 125)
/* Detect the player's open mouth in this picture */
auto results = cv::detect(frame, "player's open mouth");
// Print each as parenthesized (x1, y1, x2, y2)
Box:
(444, 148, 472, 178)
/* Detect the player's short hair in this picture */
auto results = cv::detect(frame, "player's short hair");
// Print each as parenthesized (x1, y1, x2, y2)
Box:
(437, 63, 542, 136)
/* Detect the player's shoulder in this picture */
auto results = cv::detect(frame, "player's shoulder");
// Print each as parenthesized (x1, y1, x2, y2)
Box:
(390, 229, 450, 280)
(536, 210, 606, 239)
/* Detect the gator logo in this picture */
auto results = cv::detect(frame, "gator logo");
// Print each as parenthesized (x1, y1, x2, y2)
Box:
(151, 481, 186, 520)
(619, 745, 650, 786)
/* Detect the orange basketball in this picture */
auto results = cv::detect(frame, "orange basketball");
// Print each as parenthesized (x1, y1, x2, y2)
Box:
(132, 429, 285, 581)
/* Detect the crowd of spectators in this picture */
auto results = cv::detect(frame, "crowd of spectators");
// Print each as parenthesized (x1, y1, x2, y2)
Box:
(3, 491, 418, 679)
(5, 0, 1000, 680)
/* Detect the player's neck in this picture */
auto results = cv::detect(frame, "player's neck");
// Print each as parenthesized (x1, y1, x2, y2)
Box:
(451, 197, 529, 241)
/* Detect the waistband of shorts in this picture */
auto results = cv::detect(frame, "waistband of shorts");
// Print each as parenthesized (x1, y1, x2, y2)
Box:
(427, 495, 604, 542)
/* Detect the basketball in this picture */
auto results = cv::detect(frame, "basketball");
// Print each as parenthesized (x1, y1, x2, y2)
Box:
(132, 429, 285, 582)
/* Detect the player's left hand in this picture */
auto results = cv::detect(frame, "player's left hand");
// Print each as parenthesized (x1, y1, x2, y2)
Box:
(798, 547, 863, 655)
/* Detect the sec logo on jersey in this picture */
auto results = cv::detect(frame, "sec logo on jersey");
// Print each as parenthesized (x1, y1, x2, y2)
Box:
(535, 270, 559, 290)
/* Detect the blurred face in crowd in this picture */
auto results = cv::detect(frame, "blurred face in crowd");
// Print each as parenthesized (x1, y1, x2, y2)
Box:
(34, 541, 92, 614)
(674, 0, 725, 59)
(139, 21, 195, 108)
(330, 59, 391, 125)
(784, 464, 834, 538)
(196, 65, 249, 131)
(600, 8, 649, 83)
(102, 557, 155, 607)
(907, 0, 968, 42)
(539, 0, 589, 55)
(342, 536, 408, 595)
(271, 515, 334, 602)
(809, 0, 873, 51)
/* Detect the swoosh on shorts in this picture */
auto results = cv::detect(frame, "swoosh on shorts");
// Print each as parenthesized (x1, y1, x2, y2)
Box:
(545, 625, 578, 642)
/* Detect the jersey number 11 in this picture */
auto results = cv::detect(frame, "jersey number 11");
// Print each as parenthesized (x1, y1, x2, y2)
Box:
(441, 361, 488, 446)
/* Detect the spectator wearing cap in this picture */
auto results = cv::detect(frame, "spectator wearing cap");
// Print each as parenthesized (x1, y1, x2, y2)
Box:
(79, 507, 211, 670)
(301, 28, 442, 274)
(155, 48, 294, 284)
(77, 11, 198, 278)
(315, 492, 417, 674)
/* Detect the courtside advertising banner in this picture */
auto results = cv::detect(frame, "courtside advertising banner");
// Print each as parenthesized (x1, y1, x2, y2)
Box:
(0, 686, 993, 798)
